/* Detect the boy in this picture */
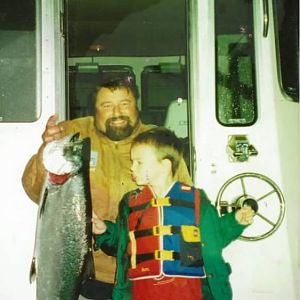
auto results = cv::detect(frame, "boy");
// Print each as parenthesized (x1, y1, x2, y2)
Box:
(92, 127, 255, 300)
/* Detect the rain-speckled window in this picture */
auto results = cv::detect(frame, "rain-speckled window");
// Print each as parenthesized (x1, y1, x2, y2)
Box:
(66, 0, 191, 171)
(273, 0, 299, 102)
(215, 0, 257, 126)
(0, 0, 39, 122)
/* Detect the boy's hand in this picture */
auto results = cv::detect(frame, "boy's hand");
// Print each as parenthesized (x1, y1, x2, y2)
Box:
(235, 205, 255, 225)
(92, 211, 107, 234)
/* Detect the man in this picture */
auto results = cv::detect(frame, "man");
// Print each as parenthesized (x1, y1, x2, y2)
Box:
(22, 77, 192, 300)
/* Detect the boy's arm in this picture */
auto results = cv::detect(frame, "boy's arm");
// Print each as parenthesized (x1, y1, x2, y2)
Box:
(218, 202, 255, 246)
(93, 192, 130, 256)
(218, 212, 247, 247)
(200, 189, 248, 248)
(93, 220, 119, 256)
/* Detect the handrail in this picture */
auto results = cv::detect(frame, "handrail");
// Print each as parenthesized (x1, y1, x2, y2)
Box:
(262, 0, 269, 37)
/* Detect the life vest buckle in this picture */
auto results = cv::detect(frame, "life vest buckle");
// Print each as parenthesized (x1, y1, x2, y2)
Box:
(154, 250, 174, 261)
(181, 225, 201, 242)
(151, 197, 171, 207)
(153, 225, 172, 236)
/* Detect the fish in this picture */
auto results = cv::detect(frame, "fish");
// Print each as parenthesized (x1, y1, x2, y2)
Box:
(30, 133, 94, 300)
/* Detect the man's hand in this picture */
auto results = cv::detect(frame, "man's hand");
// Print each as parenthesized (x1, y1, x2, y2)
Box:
(235, 205, 255, 225)
(92, 211, 107, 234)
(42, 114, 65, 143)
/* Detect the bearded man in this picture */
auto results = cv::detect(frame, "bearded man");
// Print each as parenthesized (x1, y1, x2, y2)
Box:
(22, 77, 191, 300)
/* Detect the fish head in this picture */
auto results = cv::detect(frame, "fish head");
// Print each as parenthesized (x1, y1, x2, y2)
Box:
(63, 133, 85, 170)
(43, 133, 89, 176)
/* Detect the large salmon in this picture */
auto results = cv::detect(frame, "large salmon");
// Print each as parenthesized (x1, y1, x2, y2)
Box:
(30, 133, 94, 300)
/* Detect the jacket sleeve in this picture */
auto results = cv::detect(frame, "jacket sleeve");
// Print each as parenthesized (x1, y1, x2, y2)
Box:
(21, 144, 47, 204)
(94, 192, 130, 256)
(218, 211, 246, 248)
(200, 189, 246, 249)
(94, 221, 119, 256)
(21, 119, 80, 204)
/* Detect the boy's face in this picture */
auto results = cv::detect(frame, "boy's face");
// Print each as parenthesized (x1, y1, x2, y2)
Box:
(130, 144, 165, 186)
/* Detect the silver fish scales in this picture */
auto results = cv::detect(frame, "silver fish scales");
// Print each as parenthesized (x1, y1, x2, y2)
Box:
(30, 133, 94, 300)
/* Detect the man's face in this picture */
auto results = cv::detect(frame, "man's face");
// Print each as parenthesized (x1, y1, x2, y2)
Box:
(94, 87, 139, 140)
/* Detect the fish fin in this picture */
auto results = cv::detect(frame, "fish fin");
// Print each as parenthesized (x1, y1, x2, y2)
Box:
(70, 132, 80, 142)
(82, 137, 91, 167)
(39, 187, 48, 218)
(29, 257, 36, 283)
(82, 248, 95, 282)
(81, 136, 94, 282)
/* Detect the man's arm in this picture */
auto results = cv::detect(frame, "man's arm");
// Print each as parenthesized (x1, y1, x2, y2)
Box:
(22, 115, 66, 203)
(22, 145, 47, 203)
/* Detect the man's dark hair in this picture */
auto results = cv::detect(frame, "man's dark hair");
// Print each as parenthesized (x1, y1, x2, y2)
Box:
(99, 76, 139, 100)
(88, 76, 139, 116)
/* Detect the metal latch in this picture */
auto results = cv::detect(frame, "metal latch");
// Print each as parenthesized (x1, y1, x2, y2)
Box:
(227, 135, 258, 162)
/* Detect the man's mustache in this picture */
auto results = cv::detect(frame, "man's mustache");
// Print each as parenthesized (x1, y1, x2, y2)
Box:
(106, 116, 130, 124)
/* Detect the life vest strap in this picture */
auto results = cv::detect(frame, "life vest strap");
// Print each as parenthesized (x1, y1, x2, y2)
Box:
(130, 198, 195, 212)
(133, 225, 181, 238)
(151, 197, 171, 207)
(131, 250, 204, 267)
(129, 231, 137, 269)
(133, 250, 180, 265)
(131, 249, 205, 269)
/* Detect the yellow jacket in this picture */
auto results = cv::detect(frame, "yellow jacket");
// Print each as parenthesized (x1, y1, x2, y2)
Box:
(22, 116, 192, 283)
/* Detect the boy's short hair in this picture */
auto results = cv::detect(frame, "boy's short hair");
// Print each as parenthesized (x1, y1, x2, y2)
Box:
(132, 127, 184, 176)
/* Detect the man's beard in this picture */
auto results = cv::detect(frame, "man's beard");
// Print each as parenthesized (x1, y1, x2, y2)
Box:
(104, 116, 136, 141)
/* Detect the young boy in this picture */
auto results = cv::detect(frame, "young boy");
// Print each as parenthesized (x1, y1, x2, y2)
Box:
(92, 127, 255, 300)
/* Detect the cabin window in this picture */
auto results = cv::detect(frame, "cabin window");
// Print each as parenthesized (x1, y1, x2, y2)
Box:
(66, 0, 191, 171)
(0, 0, 39, 122)
(273, 0, 299, 102)
(215, 0, 257, 126)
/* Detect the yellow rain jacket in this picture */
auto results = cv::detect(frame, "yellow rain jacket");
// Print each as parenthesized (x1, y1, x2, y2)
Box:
(22, 116, 192, 283)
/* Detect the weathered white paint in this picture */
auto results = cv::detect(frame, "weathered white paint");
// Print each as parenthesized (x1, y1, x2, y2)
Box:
(0, 1, 64, 299)
(191, 1, 299, 299)
(0, 1, 298, 300)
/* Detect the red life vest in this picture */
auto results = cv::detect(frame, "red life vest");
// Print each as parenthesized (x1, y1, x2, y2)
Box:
(127, 182, 206, 280)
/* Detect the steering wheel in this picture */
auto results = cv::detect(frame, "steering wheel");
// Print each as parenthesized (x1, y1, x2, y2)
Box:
(215, 172, 285, 241)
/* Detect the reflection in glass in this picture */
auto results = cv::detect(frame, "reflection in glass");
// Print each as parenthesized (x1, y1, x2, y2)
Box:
(0, 0, 38, 122)
(215, 0, 257, 126)
(66, 0, 190, 168)
(273, 0, 299, 101)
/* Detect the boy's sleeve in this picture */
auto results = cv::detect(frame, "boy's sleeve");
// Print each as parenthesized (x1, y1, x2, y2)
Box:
(93, 220, 118, 256)
(200, 189, 247, 248)
(218, 211, 247, 247)
(93, 192, 131, 256)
